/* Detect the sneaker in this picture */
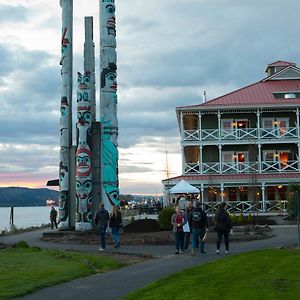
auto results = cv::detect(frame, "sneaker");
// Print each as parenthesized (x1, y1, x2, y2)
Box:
(191, 249, 195, 256)
(216, 249, 220, 255)
(99, 247, 104, 251)
(200, 251, 206, 254)
(179, 250, 183, 254)
(175, 250, 179, 254)
(225, 250, 229, 254)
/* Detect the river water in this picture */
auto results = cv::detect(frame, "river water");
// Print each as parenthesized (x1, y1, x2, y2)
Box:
(0, 206, 56, 231)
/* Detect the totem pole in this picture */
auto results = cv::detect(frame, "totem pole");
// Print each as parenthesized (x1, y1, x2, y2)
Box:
(100, 0, 120, 209)
(84, 17, 96, 123)
(75, 72, 93, 231)
(59, 0, 73, 229)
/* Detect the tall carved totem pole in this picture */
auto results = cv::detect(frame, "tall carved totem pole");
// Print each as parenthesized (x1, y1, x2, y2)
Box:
(59, 0, 73, 229)
(100, 0, 120, 208)
(58, 0, 119, 231)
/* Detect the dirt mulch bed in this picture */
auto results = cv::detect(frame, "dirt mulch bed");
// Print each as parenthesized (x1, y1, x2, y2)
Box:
(42, 224, 273, 245)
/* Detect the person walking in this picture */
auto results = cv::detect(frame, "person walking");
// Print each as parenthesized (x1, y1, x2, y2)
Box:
(94, 202, 110, 251)
(171, 206, 187, 254)
(189, 202, 208, 255)
(109, 206, 122, 248)
(215, 202, 233, 254)
(183, 201, 194, 251)
(50, 206, 58, 229)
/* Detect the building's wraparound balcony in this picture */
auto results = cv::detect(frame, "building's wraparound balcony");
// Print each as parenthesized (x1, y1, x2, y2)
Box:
(203, 200, 288, 214)
(183, 127, 298, 142)
(185, 161, 299, 174)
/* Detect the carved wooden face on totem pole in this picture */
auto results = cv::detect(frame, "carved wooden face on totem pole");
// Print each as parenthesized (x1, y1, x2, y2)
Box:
(76, 147, 92, 177)
(101, 0, 116, 47)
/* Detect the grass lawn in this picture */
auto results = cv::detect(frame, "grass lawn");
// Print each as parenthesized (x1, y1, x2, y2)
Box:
(0, 242, 125, 299)
(123, 248, 300, 300)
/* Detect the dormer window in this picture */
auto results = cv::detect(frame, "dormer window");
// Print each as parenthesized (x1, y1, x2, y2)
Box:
(284, 93, 296, 99)
(273, 92, 300, 99)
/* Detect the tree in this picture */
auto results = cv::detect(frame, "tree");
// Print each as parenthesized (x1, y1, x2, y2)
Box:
(286, 184, 300, 220)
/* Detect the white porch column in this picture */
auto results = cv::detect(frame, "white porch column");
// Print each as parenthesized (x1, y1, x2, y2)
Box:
(296, 108, 300, 138)
(218, 111, 221, 141)
(220, 183, 224, 202)
(181, 145, 186, 174)
(261, 183, 266, 212)
(258, 144, 262, 173)
(298, 143, 300, 171)
(180, 111, 185, 174)
(201, 184, 204, 208)
(199, 145, 203, 174)
(199, 112, 202, 141)
(180, 111, 184, 140)
(256, 109, 261, 139)
(219, 145, 222, 174)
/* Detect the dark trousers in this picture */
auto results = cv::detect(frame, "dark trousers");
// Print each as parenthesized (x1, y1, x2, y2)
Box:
(99, 225, 107, 249)
(184, 232, 191, 250)
(51, 220, 57, 229)
(174, 231, 184, 251)
(216, 230, 230, 251)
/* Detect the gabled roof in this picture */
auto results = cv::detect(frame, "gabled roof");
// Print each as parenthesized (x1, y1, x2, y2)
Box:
(177, 63, 300, 110)
(265, 60, 296, 71)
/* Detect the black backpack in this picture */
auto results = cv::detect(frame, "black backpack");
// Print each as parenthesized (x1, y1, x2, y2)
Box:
(192, 210, 202, 222)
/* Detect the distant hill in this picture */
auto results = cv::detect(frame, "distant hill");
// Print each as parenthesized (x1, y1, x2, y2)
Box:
(0, 187, 59, 207)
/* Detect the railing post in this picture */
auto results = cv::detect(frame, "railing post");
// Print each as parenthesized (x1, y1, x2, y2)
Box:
(9, 206, 14, 226)
(218, 111, 221, 141)
(261, 183, 266, 212)
(219, 145, 222, 174)
(199, 112, 202, 141)
(199, 145, 203, 174)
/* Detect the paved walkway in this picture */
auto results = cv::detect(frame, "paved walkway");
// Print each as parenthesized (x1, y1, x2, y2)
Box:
(1, 226, 298, 300)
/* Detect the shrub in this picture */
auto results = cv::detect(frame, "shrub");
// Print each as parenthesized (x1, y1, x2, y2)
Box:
(15, 241, 29, 249)
(230, 213, 238, 225)
(248, 214, 254, 224)
(287, 184, 300, 220)
(158, 207, 175, 230)
(238, 213, 245, 224)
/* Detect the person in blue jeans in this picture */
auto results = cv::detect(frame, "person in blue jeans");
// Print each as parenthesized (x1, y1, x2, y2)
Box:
(171, 206, 187, 254)
(109, 206, 122, 248)
(94, 203, 109, 251)
(189, 202, 208, 255)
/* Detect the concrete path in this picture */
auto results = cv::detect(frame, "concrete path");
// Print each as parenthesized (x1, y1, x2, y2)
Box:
(1, 226, 298, 300)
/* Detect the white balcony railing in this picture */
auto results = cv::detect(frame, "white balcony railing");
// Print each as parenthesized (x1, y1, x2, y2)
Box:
(185, 161, 299, 174)
(203, 200, 288, 214)
(183, 127, 298, 142)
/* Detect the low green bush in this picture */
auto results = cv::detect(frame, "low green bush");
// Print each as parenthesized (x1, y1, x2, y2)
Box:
(158, 207, 175, 230)
(247, 213, 253, 224)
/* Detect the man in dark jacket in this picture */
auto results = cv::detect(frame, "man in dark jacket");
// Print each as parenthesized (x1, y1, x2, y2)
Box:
(94, 203, 109, 251)
(189, 202, 208, 255)
(50, 207, 58, 229)
(215, 202, 232, 254)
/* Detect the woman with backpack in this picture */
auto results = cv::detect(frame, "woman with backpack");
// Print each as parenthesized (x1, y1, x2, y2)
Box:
(215, 202, 233, 254)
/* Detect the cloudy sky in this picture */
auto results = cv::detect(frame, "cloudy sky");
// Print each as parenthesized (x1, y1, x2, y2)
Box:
(1, 0, 300, 195)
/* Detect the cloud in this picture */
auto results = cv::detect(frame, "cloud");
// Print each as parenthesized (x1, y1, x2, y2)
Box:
(0, 4, 29, 23)
(1, 0, 300, 194)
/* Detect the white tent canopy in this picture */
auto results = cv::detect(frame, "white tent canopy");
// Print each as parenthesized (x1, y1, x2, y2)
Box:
(169, 180, 200, 194)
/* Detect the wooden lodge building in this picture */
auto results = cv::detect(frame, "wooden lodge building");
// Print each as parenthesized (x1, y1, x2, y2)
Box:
(162, 61, 300, 214)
